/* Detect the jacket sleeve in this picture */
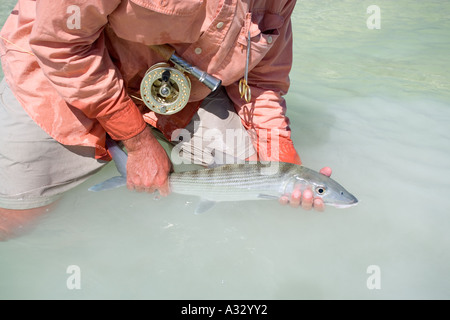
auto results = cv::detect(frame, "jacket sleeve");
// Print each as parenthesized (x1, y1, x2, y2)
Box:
(29, 0, 146, 141)
(226, 2, 301, 164)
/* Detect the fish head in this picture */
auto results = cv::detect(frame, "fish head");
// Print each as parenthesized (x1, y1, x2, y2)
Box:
(310, 179, 358, 208)
(292, 166, 358, 208)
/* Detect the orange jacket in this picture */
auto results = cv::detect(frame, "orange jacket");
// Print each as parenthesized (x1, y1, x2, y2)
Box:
(0, 0, 301, 164)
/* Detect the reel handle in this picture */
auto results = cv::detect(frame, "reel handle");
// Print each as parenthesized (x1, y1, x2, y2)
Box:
(150, 44, 222, 92)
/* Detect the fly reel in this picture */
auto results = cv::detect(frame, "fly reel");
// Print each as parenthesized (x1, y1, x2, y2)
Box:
(140, 62, 191, 115)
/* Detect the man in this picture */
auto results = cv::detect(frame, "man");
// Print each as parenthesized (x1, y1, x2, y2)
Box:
(0, 0, 331, 240)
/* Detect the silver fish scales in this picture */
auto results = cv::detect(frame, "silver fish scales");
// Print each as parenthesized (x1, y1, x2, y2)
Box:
(89, 140, 358, 213)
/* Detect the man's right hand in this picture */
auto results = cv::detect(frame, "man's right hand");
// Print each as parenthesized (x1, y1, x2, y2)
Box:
(279, 167, 333, 211)
(122, 127, 172, 196)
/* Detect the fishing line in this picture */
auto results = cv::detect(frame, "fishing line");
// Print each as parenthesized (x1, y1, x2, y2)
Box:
(0, 35, 35, 56)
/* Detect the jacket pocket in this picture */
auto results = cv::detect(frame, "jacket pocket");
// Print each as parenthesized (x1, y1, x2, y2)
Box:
(129, 0, 204, 16)
(238, 11, 284, 52)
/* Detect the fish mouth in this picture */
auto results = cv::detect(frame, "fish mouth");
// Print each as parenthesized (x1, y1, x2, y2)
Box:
(330, 202, 358, 209)
(329, 196, 359, 209)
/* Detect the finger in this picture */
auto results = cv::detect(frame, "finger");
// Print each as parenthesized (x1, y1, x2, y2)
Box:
(128, 175, 142, 192)
(153, 177, 171, 197)
(279, 195, 289, 206)
(289, 188, 301, 208)
(134, 185, 145, 193)
(319, 167, 332, 177)
(140, 176, 159, 194)
(301, 189, 313, 211)
(313, 198, 325, 212)
(144, 187, 156, 194)
(158, 182, 171, 197)
(127, 178, 138, 191)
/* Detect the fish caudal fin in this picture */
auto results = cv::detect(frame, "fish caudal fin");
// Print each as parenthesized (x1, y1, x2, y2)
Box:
(88, 176, 127, 192)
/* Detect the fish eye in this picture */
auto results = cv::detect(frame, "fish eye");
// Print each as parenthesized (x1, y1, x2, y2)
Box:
(316, 186, 326, 195)
(340, 191, 344, 195)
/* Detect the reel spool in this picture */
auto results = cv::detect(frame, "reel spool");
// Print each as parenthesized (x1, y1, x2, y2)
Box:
(140, 62, 191, 115)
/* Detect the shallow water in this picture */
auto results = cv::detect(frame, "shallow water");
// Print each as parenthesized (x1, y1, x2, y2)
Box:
(1, 0, 450, 299)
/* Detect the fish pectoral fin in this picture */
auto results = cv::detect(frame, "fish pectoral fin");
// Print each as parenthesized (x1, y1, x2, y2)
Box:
(88, 176, 127, 192)
(257, 194, 279, 200)
(194, 199, 217, 215)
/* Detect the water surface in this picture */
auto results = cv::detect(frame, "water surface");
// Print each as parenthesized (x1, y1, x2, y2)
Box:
(1, 0, 449, 299)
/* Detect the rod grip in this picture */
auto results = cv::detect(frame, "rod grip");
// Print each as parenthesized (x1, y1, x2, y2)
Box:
(150, 44, 175, 61)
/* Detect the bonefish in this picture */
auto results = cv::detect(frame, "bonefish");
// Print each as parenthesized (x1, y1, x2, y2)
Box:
(89, 138, 358, 213)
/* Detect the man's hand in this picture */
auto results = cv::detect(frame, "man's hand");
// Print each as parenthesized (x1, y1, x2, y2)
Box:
(122, 127, 172, 196)
(279, 167, 332, 211)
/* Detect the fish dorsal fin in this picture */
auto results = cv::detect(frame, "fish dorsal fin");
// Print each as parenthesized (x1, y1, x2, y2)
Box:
(195, 199, 217, 215)
(88, 176, 127, 192)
